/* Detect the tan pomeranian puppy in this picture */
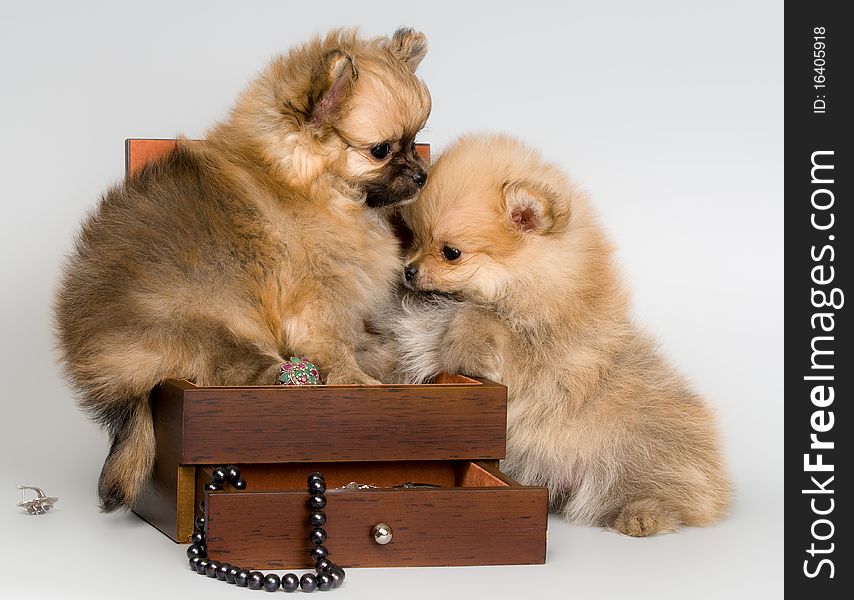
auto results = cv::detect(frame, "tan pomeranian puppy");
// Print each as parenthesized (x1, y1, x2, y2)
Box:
(54, 28, 431, 512)
(395, 134, 730, 536)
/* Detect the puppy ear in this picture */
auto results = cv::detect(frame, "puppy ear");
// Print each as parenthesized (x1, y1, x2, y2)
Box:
(311, 50, 356, 127)
(387, 28, 428, 72)
(502, 181, 559, 234)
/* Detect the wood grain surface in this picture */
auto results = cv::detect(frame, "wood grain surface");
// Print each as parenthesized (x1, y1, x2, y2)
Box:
(176, 378, 508, 464)
(204, 461, 548, 568)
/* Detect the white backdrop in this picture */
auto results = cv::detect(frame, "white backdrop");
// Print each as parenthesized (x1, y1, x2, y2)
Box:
(0, 1, 782, 598)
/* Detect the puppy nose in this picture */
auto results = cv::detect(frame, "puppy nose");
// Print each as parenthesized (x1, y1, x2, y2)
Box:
(412, 170, 427, 188)
(404, 264, 418, 282)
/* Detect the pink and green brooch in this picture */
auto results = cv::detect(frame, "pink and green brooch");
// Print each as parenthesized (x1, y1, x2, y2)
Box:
(277, 357, 322, 385)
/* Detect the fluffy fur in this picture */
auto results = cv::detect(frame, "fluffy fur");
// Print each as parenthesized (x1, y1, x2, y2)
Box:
(394, 134, 731, 536)
(54, 28, 431, 512)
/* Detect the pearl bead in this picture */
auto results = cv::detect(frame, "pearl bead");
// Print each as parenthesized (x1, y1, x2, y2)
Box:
(235, 569, 251, 587)
(300, 573, 318, 592)
(316, 573, 334, 591)
(309, 527, 327, 545)
(186, 544, 204, 559)
(205, 560, 220, 577)
(309, 546, 329, 560)
(196, 558, 210, 574)
(180, 468, 345, 594)
(263, 573, 281, 592)
(247, 571, 265, 590)
(281, 573, 300, 592)
(189, 556, 201, 571)
(211, 467, 228, 484)
(226, 565, 240, 584)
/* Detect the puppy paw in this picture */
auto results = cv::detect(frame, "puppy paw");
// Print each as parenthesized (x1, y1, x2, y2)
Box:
(443, 306, 505, 378)
(355, 334, 400, 382)
(611, 499, 681, 537)
(325, 368, 382, 386)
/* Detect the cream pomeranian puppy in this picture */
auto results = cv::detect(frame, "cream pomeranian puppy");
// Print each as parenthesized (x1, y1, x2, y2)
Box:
(55, 28, 431, 511)
(394, 134, 730, 536)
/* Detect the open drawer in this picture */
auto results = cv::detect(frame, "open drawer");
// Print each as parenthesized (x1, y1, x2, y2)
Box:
(199, 461, 548, 568)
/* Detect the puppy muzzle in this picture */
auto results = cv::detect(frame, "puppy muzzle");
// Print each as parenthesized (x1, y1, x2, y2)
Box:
(364, 154, 428, 207)
(404, 264, 418, 282)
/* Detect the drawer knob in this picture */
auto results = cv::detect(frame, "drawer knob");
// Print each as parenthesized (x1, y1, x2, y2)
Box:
(372, 523, 393, 545)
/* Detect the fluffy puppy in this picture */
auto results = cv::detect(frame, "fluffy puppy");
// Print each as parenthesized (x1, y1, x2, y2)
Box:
(54, 28, 431, 512)
(396, 134, 730, 536)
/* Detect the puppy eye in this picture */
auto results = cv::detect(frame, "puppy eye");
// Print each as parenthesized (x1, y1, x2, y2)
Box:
(441, 246, 462, 261)
(370, 143, 391, 159)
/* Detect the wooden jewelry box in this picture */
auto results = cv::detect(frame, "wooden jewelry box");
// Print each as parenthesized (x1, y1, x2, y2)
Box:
(135, 375, 548, 568)
(127, 139, 548, 568)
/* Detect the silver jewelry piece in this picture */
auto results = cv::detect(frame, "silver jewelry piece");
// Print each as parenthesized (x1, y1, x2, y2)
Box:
(336, 481, 442, 490)
(17, 486, 59, 515)
(337, 482, 379, 490)
(393, 482, 442, 489)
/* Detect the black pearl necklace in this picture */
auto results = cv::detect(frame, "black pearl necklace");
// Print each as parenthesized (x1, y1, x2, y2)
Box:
(186, 467, 345, 592)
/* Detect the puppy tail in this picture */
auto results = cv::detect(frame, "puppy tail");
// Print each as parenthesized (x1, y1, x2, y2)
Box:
(96, 396, 156, 512)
